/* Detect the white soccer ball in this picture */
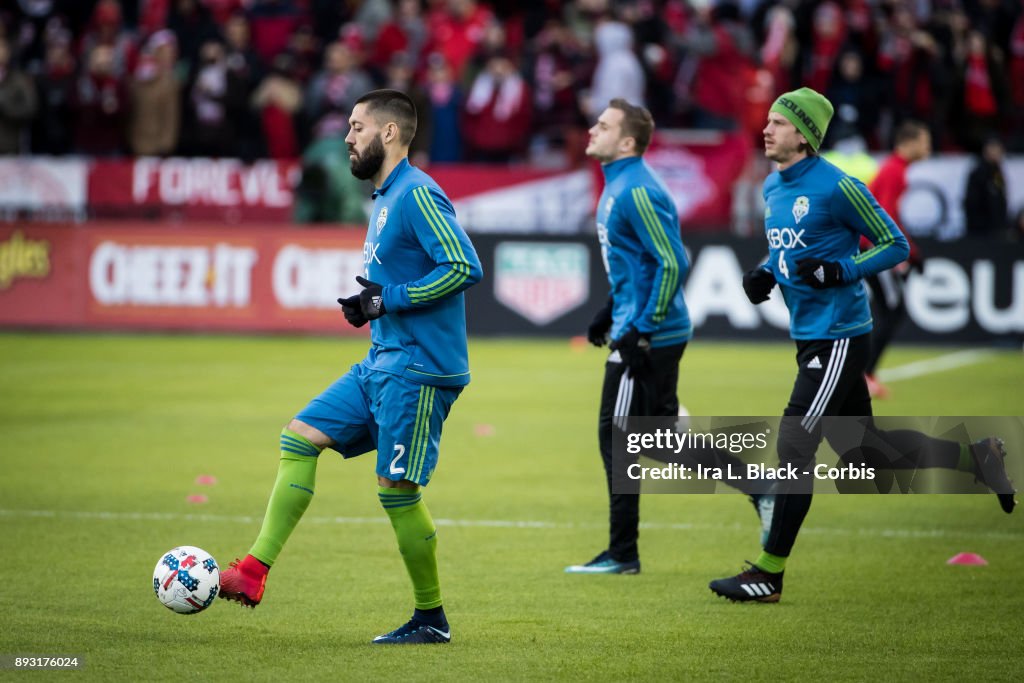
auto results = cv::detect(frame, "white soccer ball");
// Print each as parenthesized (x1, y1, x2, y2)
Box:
(153, 546, 220, 614)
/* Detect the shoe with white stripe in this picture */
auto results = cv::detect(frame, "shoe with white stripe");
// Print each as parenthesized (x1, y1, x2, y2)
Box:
(709, 562, 783, 603)
(372, 618, 451, 645)
(970, 437, 1017, 514)
(565, 550, 641, 574)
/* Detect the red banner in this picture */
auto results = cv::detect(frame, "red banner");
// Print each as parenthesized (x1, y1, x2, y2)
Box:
(0, 224, 370, 334)
(88, 158, 301, 223)
(645, 131, 752, 229)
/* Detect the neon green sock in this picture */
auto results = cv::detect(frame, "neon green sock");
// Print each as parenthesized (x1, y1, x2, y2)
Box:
(755, 551, 787, 574)
(379, 486, 442, 610)
(248, 429, 321, 566)
(956, 444, 974, 473)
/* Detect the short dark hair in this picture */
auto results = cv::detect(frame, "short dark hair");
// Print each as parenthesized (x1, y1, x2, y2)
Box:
(355, 89, 418, 146)
(894, 120, 928, 146)
(608, 98, 655, 155)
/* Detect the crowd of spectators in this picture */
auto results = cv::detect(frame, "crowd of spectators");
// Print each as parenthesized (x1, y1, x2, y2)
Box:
(0, 0, 1021, 166)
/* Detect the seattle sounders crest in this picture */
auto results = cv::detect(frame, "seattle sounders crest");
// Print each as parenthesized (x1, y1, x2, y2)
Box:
(792, 196, 809, 223)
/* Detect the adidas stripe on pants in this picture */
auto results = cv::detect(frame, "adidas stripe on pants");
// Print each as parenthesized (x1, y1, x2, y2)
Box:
(597, 342, 686, 564)
(764, 333, 872, 557)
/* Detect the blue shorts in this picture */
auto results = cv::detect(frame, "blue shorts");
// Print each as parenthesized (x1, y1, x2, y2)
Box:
(295, 363, 462, 486)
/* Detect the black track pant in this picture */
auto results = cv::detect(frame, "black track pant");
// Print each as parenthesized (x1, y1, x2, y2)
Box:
(598, 343, 686, 563)
(764, 333, 961, 558)
(865, 270, 907, 376)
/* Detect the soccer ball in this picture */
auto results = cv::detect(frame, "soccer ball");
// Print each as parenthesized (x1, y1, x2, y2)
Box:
(153, 546, 220, 614)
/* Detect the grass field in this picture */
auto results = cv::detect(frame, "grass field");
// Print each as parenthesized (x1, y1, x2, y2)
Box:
(1, 331, 1022, 681)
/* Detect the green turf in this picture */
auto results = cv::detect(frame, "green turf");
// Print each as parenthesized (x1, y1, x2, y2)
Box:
(0, 332, 1022, 681)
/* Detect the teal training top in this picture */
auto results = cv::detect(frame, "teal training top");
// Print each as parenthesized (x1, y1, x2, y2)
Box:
(361, 158, 483, 387)
(596, 156, 692, 348)
(760, 155, 909, 340)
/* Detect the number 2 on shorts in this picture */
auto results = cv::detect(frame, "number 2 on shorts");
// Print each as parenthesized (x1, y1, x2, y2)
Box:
(389, 444, 406, 475)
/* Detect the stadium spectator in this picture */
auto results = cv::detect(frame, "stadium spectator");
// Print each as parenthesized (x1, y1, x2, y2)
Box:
(77, 0, 137, 80)
(128, 29, 180, 157)
(71, 43, 129, 156)
(349, 0, 392, 45)
(875, 3, 943, 137)
(224, 11, 265, 84)
(565, 98, 692, 576)
(0, 34, 37, 154)
(757, 2, 799, 96)
(204, 0, 249, 25)
(181, 38, 247, 157)
(619, 0, 679, 125)
(674, 3, 755, 131)
(303, 40, 374, 142)
(461, 15, 511, 85)
(140, 0, 172, 35)
(247, 0, 306, 66)
(4, 1, 64, 75)
(462, 50, 532, 162)
(165, 0, 220, 75)
(963, 135, 1010, 238)
(30, 24, 75, 155)
(525, 16, 591, 164)
(804, 0, 846, 95)
(424, 0, 495, 81)
(825, 50, 878, 148)
(370, 0, 429, 71)
(250, 51, 302, 159)
(956, 29, 1008, 153)
(2, 0, 1023, 163)
(284, 22, 322, 86)
(223, 11, 266, 160)
(585, 20, 644, 120)
(424, 52, 462, 162)
(863, 120, 931, 399)
(1009, 6, 1024, 150)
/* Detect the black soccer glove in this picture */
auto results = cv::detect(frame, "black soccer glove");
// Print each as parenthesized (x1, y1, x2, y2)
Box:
(337, 276, 386, 328)
(586, 297, 614, 347)
(796, 259, 843, 289)
(611, 327, 651, 376)
(337, 295, 368, 328)
(742, 268, 776, 304)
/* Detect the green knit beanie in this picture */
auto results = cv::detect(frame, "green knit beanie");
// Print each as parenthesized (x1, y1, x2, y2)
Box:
(769, 87, 834, 151)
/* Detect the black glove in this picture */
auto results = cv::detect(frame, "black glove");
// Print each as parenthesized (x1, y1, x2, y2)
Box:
(337, 296, 368, 328)
(796, 259, 843, 289)
(742, 268, 776, 304)
(337, 276, 386, 328)
(586, 297, 614, 347)
(611, 327, 651, 376)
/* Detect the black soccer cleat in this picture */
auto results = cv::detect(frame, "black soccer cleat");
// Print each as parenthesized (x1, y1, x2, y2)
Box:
(372, 618, 451, 645)
(970, 437, 1017, 514)
(564, 549, 641, 574)
(709, 562, 783, 603)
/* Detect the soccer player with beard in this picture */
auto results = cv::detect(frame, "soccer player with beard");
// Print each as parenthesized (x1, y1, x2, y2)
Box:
(218, 90, 482, 644)
(709, 88, 1016, 604)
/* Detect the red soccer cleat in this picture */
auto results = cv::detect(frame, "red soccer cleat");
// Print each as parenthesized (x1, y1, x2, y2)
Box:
(218, 554, 268, 608)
